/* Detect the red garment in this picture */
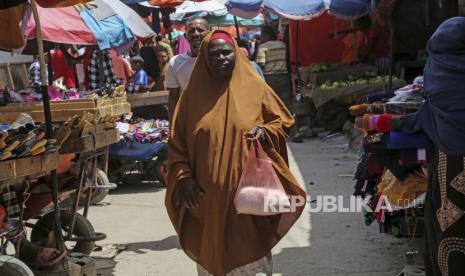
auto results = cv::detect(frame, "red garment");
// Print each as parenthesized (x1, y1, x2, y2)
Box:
(50, 49, 76, 89)
(341, 25, 390, 63)
(289, 12, 348, 73)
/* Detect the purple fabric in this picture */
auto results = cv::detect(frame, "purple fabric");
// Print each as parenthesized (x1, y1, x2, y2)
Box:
(175, 35, 191, 56)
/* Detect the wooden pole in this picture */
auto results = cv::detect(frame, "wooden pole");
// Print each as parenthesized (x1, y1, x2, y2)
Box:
(30, 0, 66, 255)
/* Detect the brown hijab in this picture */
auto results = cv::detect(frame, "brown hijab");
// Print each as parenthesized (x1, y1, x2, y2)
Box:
(165, 31, 306, 276)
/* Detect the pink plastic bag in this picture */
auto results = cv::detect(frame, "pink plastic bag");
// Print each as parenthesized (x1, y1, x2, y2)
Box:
(234, 140, 291, 216)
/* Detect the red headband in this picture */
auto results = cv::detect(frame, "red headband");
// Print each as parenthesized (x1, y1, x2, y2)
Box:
(210, 32, 235, 45)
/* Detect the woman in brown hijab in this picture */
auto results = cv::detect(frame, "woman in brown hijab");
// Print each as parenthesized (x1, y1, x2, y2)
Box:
(165, 30, 306, 276)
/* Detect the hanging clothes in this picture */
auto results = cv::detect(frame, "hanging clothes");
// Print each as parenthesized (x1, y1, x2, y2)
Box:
(78, 1, 133, 50)
(50, 48, 77, 89)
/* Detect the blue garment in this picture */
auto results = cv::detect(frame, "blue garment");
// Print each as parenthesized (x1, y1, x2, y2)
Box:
(251, 62, 265, 79)
(386, 131, 427, 150)
(400, 17, 465, 156)
(132, 69, 148, 87)
(80, 9, 133, 50)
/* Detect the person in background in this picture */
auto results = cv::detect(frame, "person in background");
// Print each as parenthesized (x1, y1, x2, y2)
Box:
(109, 49, 133, 84)
(50, 46, 77, 89)
(165, 17, 209, 119)
(337, 15, 390, 73)
(139, 38, 160, 87)
(250, 34, 261, 61)
(87, 49, 121, 91)
(239, 47, 265, 79)
(154, 35, 174, 60)
(154, 50, 169, 91)
(256, 26, 293, 111)
(28, 54, 48, 86)
(130, 56, 149, 89)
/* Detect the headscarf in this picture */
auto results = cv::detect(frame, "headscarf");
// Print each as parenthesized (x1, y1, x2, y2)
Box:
(400, 17, 465, 156)
(166, 31, 306, 275)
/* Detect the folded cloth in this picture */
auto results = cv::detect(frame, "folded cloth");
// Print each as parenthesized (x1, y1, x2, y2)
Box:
(378, 169, 427, 208)
(385, 101, 424, 114)
(390, 116, 402, 131)
(349, 104, 370, 116)
(386, 131, 427, 150)
(375, 114, 401, 133)
(373, 153, 421, 181)
(366, 89, 395, 103)
(399, 149, 427, 165)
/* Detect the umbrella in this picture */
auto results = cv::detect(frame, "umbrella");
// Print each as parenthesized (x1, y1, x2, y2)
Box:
(170, 0, 227, 21)
(202, 13, 263, 27)
(130, 0, 183, 7)
(25, 0, 154, 48)
(226, 0, 371, 20)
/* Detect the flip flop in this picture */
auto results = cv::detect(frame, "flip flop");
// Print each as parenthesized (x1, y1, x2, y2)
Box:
(35, 247, 67, 267)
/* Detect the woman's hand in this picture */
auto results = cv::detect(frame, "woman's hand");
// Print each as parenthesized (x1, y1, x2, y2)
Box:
(174, 177, 204, 209)
(248, 126, 265, 141)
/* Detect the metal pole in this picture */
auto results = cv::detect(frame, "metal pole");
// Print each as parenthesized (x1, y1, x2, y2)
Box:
(233, 16, 240, 39)
(30, 0, 65, 252)
(388, 16, 395, 90)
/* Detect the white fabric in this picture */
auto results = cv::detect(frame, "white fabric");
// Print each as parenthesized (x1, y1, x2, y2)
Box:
(170, 0, 227, 21)
(164, 53, 196, 92)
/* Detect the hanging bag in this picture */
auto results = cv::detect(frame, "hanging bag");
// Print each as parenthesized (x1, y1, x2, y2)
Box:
(234, 140, 291, 216)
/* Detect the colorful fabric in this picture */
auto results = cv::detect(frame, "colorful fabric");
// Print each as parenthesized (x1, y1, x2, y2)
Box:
(88, 49, 121, 90)
(386, 131, 427, 150)
(28, 60, 49, 86)
(79, 8, 132, 50)
(50, 48, 77, 89)
(132, 69, 149, 86)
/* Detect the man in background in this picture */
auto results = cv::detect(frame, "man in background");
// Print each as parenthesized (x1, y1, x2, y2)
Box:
(256, 26, 293, 111)
(165, 17, 209, 119)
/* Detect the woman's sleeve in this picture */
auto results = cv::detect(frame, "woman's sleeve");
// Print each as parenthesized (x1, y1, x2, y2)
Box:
(167, 93, 193, 184)
(258, 89, 295, 164)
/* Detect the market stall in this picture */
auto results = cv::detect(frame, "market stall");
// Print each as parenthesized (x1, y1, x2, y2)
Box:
(0, 0, 147, 273)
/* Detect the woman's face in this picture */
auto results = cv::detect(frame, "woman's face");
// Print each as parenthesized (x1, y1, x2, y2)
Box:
(207, 39, 236, 79)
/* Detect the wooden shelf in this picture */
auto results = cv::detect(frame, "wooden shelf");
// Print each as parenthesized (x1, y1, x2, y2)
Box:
(126, 91, 169, 107)
(60, 127, 120, 154)
(0, 96, 131, 123)
(0, 151, 59, 182)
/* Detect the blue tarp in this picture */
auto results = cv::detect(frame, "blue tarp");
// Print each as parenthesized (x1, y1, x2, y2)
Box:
(109, 141, 166, 160)
(226, 0, 371, 20)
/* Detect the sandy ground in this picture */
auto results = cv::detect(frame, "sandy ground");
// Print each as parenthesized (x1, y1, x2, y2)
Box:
(88, 136, 420, 276)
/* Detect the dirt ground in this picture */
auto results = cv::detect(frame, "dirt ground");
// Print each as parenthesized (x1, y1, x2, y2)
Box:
(88, 135, 422, 276)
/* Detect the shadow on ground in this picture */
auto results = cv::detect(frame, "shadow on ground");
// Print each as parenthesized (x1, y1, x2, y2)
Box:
(121, 235, 181, 254)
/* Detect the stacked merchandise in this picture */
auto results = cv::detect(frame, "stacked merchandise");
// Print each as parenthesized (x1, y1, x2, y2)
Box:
(0, 114, 60, 161)
(116, 117, 169, 144)
(349, 77, 427, 237)
(0, 82, 126, 104)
